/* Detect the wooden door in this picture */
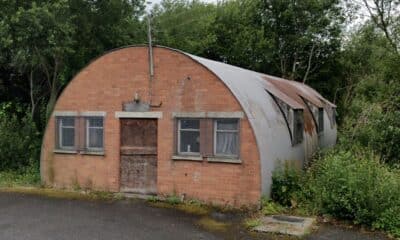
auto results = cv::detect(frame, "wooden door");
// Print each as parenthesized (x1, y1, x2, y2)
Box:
(120, 119, 157, 194)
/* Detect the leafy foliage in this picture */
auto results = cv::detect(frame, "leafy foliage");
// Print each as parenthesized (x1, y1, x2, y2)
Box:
(271, 163, 302, 206)
(271, 150, 400, 237)
(0, 102, 41, 171)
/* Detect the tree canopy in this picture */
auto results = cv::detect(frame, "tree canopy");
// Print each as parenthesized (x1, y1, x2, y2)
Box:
(0, 0, 399, 167)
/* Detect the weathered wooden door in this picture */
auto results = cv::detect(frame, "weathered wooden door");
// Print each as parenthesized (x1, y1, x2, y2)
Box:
(120, 119, 157, 194)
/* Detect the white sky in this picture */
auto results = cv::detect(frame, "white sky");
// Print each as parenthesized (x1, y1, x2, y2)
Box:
(145, 0, 217, 10)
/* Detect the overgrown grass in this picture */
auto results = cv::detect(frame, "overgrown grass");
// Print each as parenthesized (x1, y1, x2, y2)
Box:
(147, 194, 212, 216)
(197, 217, 231, 232)
(0, 166, 40, 187)
(271, 148, 400, 238)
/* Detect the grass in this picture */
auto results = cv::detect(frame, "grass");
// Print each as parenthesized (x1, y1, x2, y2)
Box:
(0, 187, 124, 202)
(147, 195, 211, 216)
(0, 168, 124, 202)
(0, 168, 40, 188)
(244, 218, 262, 229)
(197, 217, 231, 232)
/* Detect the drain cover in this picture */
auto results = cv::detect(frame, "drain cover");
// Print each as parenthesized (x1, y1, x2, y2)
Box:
(254, 215, 315, 237)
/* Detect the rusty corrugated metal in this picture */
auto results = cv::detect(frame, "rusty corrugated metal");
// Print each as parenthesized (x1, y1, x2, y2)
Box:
(183, 50, 337, 196)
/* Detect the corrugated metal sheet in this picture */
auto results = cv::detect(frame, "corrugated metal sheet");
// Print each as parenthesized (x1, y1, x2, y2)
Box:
(181, 51, 337, 196)
(102, 45, 336, 196)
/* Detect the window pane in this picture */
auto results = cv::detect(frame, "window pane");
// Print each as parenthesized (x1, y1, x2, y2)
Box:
(88, 128, 103, 149)
(180, 119, 199, 129)
(88, 118, 103, 127)
(61, 117, 74, 127)
(179, 131, 200, 153)
(217, 119, 238, 131)
(61, 127, 75, 147)
(216, 132, 238, 155)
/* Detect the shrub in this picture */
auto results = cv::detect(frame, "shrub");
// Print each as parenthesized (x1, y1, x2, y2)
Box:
(0, 165, 40, 187)
(302, 149, 400, 237)
(165, 195, 181, 205)
(0, 102, 41, 171)
(271, 162, 303, 206)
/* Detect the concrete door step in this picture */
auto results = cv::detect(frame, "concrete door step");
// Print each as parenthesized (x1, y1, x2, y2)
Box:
(121, 192, 157, 200)
(254, 215, 316, 237)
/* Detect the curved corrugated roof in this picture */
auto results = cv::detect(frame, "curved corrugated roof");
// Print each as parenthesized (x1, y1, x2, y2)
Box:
(174, 49, 335, 194)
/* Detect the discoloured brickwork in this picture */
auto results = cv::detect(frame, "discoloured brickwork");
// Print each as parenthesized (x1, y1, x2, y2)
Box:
(41, 46, 261, 206)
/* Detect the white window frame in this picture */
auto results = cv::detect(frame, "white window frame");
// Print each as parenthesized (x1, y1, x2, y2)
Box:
(85, 117, 104, 152)
(177, 119, 201, 156)
(58, 117, 75, 150)
(213, 119, 240, 158)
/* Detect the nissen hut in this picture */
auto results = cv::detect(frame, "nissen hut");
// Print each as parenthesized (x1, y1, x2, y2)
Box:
(41, 46, 337, 206)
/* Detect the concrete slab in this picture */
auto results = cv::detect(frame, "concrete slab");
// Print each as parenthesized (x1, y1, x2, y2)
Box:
(254, 215, 316, 237)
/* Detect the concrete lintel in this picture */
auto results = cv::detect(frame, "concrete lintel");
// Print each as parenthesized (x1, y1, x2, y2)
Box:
(80, 111, 107, 117)
(172, 112, 206, 118)
(115, 111, 163, 119)
(53, 111, 78, 117)
(206, 111, 244, 119)
(172, 111, 245, 119)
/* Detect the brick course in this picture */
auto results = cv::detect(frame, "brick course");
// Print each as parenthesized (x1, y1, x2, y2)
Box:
(41, 46, 261, 206)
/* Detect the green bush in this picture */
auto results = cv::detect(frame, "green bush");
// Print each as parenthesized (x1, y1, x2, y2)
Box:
(302, 150, 400, 236)
(0, 102, 41, 171)
(0, 165, 40, 187)
(270, 149, 400, 237)
(271, 162, 302, 206)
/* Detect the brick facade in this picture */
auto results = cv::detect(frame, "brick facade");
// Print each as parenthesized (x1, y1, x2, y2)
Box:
(41, 46, 261, 206)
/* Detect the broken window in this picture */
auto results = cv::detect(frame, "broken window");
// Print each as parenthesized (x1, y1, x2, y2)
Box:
(318, 108, 324, 133)
(268, 91, 304, 145)
(305, 100, 324, 134)
(214, 119, 239, 157)
(178, 119, 200, 155)
(293, 109, 304, 145)
(56, 117, 75, 150)
(85, 117, 104, 151)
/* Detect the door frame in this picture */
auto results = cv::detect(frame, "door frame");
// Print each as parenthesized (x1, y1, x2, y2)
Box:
(115, 111, 163, 193)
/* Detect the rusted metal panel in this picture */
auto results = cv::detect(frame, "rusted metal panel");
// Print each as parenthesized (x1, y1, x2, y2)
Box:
(120, 119, 157, 195)
(186, 52, 337, 196)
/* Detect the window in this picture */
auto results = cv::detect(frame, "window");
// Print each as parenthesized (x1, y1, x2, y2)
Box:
(178, 119, 200, 155)
(214, 119, 239, 157)
(318, 108, 324, 133)
(332, 108, 337, 127)
(57, 117, 75, 150)
(293, 109, 304, 145)
(85, 117, 104, 151)
(269, 91, 303, 145)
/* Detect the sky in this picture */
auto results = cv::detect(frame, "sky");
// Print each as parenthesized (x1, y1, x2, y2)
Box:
(146, 0, 217, 10)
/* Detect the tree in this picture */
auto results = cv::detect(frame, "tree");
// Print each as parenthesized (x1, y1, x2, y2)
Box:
(151, 0, 217, 55)
(361, 0, 400, 54)
(259, 0, 344, 82)
(2, 1, 76, 118)
(208, 0, 272, 72)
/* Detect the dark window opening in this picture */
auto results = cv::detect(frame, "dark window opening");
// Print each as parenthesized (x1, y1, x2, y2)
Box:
(318, 108, 324, 133)
(293, 109, 304, 145)
(85, 117, 104, 151)
(56, 117, 75, 150)
(178, 119, 200, 155)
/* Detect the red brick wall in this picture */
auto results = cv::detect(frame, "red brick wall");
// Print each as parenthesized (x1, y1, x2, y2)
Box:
(41, 46, 261, 206)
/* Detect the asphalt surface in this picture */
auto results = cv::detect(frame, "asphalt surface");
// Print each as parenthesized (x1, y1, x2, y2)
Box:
(0, 192, 219, 240)
(0, 192, 389, 240)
